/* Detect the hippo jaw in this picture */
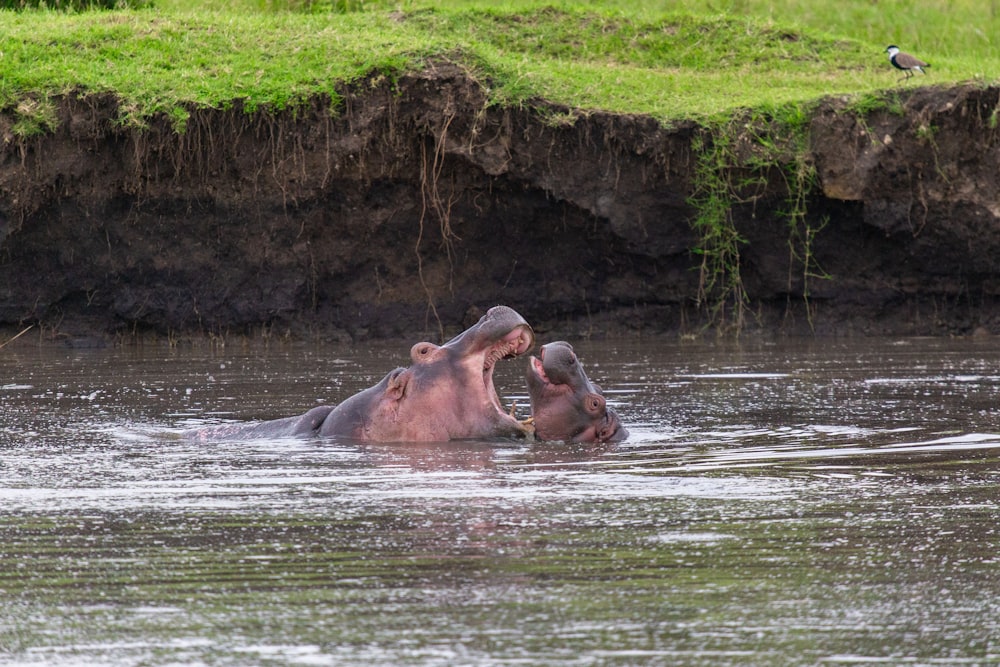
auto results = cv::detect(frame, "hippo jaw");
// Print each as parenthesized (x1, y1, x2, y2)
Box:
(452, 321, 534, 438)
(481, 322, 534, 413)
(440, 306, 534, 435)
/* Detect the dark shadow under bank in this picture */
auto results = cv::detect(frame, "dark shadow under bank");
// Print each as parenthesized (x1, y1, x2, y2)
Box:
(1, 64, 998, 343)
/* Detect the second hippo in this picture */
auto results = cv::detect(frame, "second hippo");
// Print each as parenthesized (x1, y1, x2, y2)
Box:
(525, 341, 627, 443)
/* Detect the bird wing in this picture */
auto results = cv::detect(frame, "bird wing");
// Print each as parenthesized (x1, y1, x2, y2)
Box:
(895, 52, 929, 68)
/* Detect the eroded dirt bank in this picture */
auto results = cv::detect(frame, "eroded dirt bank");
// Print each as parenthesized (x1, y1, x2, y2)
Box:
(1, 64, 999, 343)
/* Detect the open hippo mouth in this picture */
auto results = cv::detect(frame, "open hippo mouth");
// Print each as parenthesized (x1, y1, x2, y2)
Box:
(527, 342, 572, 391)
(482, 322, 534, 413)
(529, 355, 551, 387)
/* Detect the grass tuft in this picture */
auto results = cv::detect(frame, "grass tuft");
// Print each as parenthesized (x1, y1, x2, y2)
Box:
(11, 95, 59, 137)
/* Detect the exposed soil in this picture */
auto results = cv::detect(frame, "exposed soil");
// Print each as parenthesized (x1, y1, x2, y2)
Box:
(1, 63, 999, 344)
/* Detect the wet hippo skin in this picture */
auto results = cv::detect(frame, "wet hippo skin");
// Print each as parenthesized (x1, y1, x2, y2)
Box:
(190, 305, 535, 442)
(526, 341, 627, 443)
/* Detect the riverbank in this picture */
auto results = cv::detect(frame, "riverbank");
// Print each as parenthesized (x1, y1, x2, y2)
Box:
(1, 70, 998, 344)
(1, 4, 999, 343)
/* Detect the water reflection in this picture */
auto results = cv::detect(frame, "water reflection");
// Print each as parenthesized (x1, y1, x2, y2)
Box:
(1, 337, 999, 665)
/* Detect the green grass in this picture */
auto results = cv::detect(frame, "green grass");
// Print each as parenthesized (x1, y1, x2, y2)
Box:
(0, 0, 997, 129)
(0, 11, 416, 124)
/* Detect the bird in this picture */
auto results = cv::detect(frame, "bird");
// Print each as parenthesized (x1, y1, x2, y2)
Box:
(885, 45, 930, 81)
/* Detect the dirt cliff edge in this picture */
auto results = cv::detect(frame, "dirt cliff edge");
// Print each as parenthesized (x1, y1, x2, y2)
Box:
(1, 66, 998, 343)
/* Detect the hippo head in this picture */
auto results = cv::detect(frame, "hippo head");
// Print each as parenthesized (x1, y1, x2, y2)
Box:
(526, 341, 627, 443)
(321, 305, 535, 441)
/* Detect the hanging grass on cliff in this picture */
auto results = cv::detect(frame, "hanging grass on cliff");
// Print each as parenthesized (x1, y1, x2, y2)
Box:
(0, 0, 997, 133)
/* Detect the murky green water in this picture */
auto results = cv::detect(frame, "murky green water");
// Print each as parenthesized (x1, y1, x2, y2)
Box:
(1, 337, 999, 665)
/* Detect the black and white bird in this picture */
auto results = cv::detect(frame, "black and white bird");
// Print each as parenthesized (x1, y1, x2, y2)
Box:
(885, 45, 930, 81)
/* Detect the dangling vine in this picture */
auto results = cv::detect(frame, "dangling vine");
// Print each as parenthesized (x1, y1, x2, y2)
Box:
(688, 105, 828, 335)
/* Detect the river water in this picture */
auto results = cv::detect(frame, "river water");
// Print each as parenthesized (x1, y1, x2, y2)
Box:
(1, 336, 999, 666)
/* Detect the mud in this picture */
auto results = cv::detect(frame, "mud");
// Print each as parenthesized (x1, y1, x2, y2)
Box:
(1, 63, 998, 343)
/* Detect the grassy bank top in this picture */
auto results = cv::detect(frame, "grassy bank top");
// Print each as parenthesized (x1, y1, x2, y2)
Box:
(1, 0, 998, 131)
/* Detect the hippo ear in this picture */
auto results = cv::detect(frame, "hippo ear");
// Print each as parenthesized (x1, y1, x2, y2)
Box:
(411, 342, 445, 364)
(386, 368, 411, 401)
(584, 392, 606, 415)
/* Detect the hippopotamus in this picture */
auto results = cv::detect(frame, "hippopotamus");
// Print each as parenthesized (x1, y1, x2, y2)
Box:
(190, 305, 535, 442)
(525, 341, 627, 443)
